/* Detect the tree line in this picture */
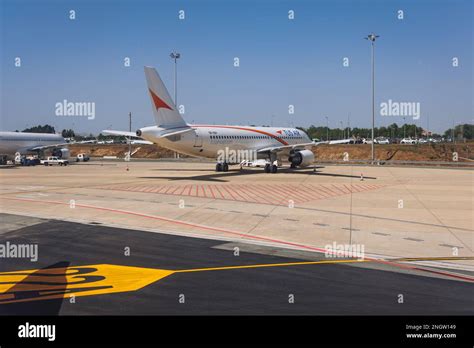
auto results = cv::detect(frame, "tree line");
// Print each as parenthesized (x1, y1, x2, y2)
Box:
(16, 123, 474, 141)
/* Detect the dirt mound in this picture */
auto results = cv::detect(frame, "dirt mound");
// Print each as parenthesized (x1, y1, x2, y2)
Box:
(70, 143, 473, 162)
(69, 144, 177, 159)
(313, 143, 473, 162)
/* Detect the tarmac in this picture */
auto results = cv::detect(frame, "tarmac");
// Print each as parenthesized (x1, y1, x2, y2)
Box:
(0, 161, 473, 314)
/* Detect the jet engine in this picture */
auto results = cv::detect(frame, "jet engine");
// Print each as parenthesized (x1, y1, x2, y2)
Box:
(289, 149, 314, 167)
(52, 148, 70, 159)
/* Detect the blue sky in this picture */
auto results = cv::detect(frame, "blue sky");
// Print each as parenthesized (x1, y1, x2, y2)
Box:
(1, 0, 472, 134)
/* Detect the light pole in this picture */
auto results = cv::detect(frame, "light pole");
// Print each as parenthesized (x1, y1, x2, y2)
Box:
(128, 112, 132, 161)
(340, 121, 344, 139)
(170, 52, 181, 105)
(365, 33, 379, 163)
(403, 116, 406, 138)
(452, 119, 455, 143)
(347, 113, 351, 139)
(325, 116, 329, 141)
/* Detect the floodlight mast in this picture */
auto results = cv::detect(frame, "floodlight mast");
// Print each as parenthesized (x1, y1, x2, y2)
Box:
(365, 33, 379, 164)
(170, 52, 181, 105)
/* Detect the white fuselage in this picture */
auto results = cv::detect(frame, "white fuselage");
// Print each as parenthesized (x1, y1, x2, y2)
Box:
(0, 131, 64, 157)
(139, 125, 311, 162)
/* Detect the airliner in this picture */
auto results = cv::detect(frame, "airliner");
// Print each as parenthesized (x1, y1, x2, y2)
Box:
(0, 131, 69, 164)
(105, 67, 324, 173)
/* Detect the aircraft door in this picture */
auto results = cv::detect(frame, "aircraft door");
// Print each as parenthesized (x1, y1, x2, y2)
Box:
(193, 132, 203, 147)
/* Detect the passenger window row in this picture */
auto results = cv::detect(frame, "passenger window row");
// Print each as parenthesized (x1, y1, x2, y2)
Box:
(210, 135, 303, 139)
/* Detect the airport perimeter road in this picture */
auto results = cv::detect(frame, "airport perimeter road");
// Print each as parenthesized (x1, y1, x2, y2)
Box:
(0, 214, 472, 315)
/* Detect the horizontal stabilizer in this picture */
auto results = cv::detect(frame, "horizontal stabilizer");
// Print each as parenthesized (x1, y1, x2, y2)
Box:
(157, 128, 194, 139)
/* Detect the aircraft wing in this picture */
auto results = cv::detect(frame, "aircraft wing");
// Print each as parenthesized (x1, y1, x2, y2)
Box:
(329, 139, 352, 145)
(102, 130, 138, 137)
(28, 139, 106, 150)
(130, 140, 154, 145)
(257, 141, 328, 155)
(103, 127, 194, 140)
(28, 143, 70, 151)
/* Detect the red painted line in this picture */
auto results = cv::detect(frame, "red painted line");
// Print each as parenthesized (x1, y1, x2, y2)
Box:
(411, 267, 474, 282)
(227, 185, 250, 202)
(230, 185, 261, 204)
(280, 184, 314, 202)
(220, 184, 238, 201)
(187, 185, 192, 196)
(177, 185, 187, 196)
(214, 185, 226, 199)
(332, 184, 350, 195)
(156, 185, 167, 194)
(287, 185, 317, 201)
(5, 196, 473, 283)
(153, 185, 164, 193)
(305, 184, 333, 199)
(252, 184, 287, 205)
(195, 185, 200, 197)
(238, 185, 273, 205)
(169, 186, 181, 195)
(208, 185, 216, 199)
(163, 186, 174, 194)
(319, 184, 339, 196)
(264, 184, 297, 203)
(255, 184, 288, 203)
(200, 185, 207, 198)
(344, 184, 356, 193)
(302, 185, 332, 200)
(136, 186, 147, 192)
(346, 184, 360, 193)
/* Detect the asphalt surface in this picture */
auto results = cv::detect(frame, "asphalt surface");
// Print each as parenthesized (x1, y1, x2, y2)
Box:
(0, 213, 473, 315)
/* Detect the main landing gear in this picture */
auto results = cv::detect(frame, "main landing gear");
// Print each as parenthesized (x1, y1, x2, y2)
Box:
(264, 161, 278, 173)
(216, 162, 229, 172)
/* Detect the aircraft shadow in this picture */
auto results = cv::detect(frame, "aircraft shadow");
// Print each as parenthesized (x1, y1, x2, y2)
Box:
(139, 167, 376, 182)
(0, 261, 70, 315)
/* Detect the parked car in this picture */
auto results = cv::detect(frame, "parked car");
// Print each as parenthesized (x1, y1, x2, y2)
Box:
(418, 138, 428, 144)
(40, 156, 69, 166)
(374, 137, 390, 144)
(76, 153, 90, 162)
(240, 159, 267, 168)
(400, 138, 417, 145)
(20, 156, 39, 166)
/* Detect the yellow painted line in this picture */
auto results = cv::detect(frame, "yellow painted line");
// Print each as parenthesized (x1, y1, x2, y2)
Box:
(1, 256, 471, 304)
(0, 259, 366, 304)
(0, 264, 174, 304)
(174, 259, 369, 273)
